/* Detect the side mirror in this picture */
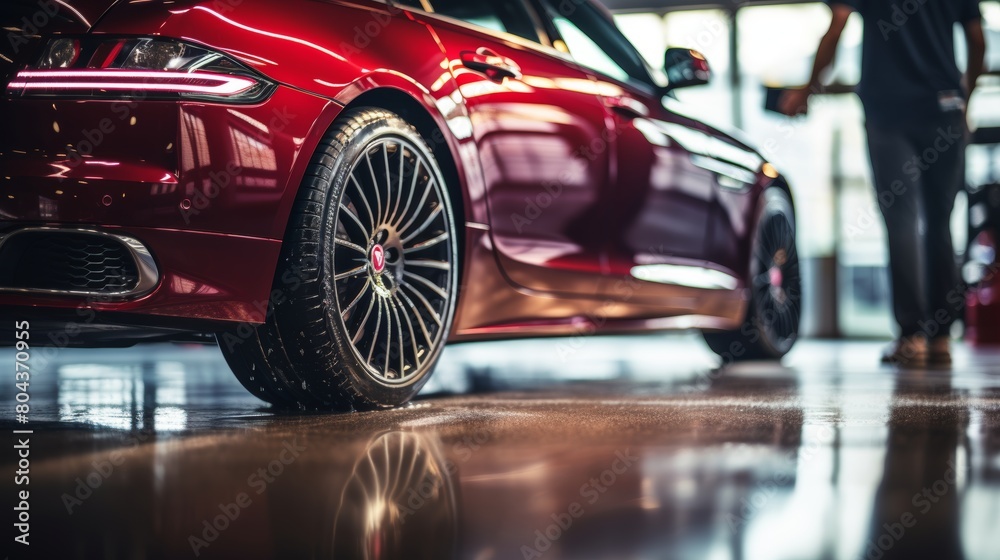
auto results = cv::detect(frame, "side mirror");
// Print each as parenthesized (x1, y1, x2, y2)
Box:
(664, 48, 711, 91)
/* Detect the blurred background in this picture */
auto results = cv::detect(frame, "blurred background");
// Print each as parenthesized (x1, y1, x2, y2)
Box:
(602, 0, 1000, 340)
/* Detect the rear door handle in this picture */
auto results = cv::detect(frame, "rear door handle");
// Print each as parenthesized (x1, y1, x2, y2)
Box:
(461, 48, 521, 82)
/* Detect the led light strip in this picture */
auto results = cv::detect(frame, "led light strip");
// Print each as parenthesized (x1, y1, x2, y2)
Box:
(7, 70, 257, 96)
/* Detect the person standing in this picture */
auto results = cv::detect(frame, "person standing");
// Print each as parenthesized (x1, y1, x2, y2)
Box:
(781, 0, 987, 367)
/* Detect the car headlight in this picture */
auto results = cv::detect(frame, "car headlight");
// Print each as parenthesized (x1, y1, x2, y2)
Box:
(39, 38, 81, 69)
(7, 37, 274, 103)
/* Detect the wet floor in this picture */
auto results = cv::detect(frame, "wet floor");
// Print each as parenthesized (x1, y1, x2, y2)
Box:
(1, 334, 999, 559)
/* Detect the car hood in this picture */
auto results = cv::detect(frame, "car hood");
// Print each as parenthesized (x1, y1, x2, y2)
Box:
(1, 0, 121, 84)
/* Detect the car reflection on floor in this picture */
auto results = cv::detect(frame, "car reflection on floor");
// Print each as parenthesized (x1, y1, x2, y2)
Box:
(1, 335, 998, 559)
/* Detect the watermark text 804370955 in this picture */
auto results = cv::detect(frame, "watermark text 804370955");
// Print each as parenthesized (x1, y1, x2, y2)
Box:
(13, 320, 33, 546)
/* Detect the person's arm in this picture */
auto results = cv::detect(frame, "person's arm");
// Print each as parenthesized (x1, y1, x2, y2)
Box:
(963, 19, 986, 100)
(779, 4, 854, 116)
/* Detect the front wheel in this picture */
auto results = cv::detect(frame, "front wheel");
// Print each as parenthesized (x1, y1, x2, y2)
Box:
(704, 188, 801, 362)
(221, 108, 459, 410)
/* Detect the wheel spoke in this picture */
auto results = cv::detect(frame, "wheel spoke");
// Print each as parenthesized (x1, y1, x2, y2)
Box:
(753, 251, 770, 270)
(404, 231, 449, 254)
(365, 150, 384, 226)
(400, 281, 443, 327)
(402, 206, 443, 245)
(340, 203, 369, 238)
(772, 306, 788, 340)
(341, 278, 372, 317)
(760, 223, 774, 257)
(382, 143, 393, 223)
(395, 159, 422, 230)
(366, 298, 384, 364)
(779, 218, 795, 250)
(336, 237, 367, 255)
(335, 264, 367, 281)
(351, 292, 377, 344)
(390, 144, 406, 224)
(403, 270, 449, 300)
(397, 179, 434, 233)
(384, 142, 402, 226)
(406, 259, 450, 271)
(396, 290, 434, 347)
(388, 299, 406, 378)
(781, 306, 793, 338)
(382, 298, 394, 379)
(349, 175, 376, 232)
(395, 292, 423, 370)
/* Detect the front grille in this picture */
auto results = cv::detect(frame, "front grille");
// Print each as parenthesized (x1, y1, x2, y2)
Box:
(0, 230, 144, 295)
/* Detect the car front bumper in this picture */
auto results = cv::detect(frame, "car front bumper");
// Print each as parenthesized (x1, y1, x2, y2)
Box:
(0, 84, 341, 326)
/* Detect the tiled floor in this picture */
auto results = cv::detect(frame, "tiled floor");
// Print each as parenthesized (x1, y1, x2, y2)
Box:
(1, 335, 998, 559)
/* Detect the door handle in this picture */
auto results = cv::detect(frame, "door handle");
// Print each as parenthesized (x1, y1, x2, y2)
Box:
(603, 96, 649, 118)
(461, 48, 522, 82)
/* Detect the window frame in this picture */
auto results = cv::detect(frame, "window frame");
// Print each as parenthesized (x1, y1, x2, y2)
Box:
(371, 0, 668, 97)
(380, 0, 556, 49)
(528, 0, 664, 94)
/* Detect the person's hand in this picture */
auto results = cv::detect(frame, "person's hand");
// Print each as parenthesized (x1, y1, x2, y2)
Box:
(779, 87, 811, 117)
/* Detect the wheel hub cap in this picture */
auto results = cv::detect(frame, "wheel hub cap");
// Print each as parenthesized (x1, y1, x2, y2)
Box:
(767, 248, 790, 304)
(768, 266, 783, 289)
(370, 244, 386, 274)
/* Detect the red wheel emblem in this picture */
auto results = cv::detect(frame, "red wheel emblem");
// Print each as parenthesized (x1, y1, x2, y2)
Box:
(769, 266, 783, 288)
(370, 244, 386, 273)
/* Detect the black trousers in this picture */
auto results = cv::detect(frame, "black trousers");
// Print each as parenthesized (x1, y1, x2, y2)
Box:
(865, 112, 967, 338)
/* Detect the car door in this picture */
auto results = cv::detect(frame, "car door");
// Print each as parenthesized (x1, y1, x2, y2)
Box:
(403, 0, 613, 297)
(533, 0, 720, 299)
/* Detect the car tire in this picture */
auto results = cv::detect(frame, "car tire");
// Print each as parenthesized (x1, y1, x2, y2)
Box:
(220, 107, 459, 410)
(703, 188, 801, 362)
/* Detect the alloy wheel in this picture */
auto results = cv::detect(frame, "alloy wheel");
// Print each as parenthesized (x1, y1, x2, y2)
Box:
(751, 206, 801, 353)
(333, 137, 455, 386)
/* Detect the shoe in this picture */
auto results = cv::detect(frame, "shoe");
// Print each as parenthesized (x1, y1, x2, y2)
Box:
(881, 335, 928, 368)
(927, 337, 952, 367)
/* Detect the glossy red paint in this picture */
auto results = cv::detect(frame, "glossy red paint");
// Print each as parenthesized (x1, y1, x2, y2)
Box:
(427, 16, 612, 298)
(0, 85, 335, 239)
(0, 0, 787, 343)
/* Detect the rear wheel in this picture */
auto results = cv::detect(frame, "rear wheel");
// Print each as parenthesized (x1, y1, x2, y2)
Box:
(704, 188, 801, 362)
(221, 108, 459, 410)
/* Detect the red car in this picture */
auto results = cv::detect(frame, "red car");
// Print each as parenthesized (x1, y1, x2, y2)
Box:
(0, 0, 801, 410)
